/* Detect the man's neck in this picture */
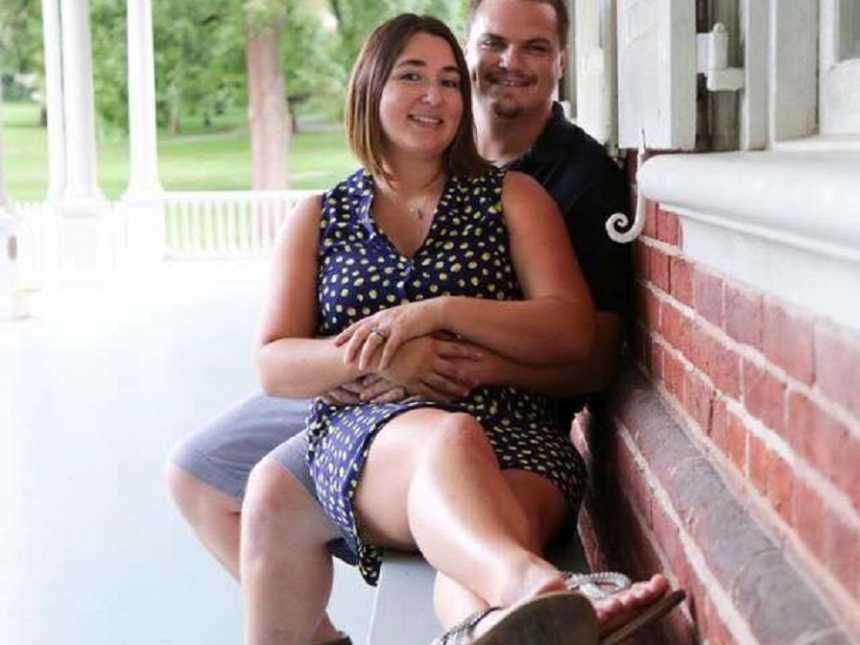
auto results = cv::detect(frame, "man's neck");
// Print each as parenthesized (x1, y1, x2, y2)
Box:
(475, 102, 553, 167)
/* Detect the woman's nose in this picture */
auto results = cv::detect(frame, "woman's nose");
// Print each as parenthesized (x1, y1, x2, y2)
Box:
(421, 83, 443, 104)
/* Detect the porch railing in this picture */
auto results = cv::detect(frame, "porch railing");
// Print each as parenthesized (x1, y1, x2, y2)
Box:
(162, 190, 316, 259)
(9, 200, 52, 289)
(7, 191, 316, 283)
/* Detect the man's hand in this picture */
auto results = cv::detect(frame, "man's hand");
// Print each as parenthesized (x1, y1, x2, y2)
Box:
(323, 336, 486, 405)
(320, 378, 365, 406)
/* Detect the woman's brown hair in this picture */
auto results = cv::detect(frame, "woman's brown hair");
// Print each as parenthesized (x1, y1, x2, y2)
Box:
(345, 13, 491, 183)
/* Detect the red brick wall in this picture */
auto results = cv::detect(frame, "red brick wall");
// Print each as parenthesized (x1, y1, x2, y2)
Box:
(574, 197, 860, 643)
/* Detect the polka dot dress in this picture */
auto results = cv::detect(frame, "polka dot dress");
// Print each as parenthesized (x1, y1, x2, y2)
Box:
(307, 168, 587, 585)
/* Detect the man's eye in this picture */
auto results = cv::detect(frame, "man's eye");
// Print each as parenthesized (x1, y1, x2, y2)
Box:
(480, 39, 503, 50)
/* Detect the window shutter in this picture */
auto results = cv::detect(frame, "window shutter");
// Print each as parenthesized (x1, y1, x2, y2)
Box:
(574, 0, 618, 148)
(617, 0, 697, 150)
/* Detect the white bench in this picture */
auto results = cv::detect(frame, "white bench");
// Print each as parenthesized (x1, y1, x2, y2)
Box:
(366, 533, 590, 645)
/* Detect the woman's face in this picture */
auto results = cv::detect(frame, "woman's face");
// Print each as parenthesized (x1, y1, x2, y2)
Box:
(378, 33, 465, 164)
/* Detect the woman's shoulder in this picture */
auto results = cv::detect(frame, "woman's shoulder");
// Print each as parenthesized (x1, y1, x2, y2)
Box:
(317, 168, 375, 231)
(451, 167, 506, 197)
(322, 168, 371, 204)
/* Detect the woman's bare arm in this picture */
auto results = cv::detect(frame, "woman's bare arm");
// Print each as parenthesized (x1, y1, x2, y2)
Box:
(256, 195, 366, 398)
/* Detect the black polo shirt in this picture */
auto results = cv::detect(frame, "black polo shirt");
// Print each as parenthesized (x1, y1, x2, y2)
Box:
(508, 102, 633, 417)
(509, 102, 632, 319)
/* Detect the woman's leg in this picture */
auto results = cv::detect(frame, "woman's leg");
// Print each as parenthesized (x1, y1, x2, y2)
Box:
(240, 458, 343, 645)
(353, 410, 567, 608)
(430, 469, 673, 640)
(432, 468, 567, 626)
(356, 410, 671, 639)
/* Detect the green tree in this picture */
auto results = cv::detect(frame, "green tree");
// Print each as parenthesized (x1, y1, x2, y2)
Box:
(0, 0, 43, 110)
(152, 0, 245, 135)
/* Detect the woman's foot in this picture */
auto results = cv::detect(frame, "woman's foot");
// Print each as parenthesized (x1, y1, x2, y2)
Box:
(435, 573, 677, 644)
(590, 574, 670, 637)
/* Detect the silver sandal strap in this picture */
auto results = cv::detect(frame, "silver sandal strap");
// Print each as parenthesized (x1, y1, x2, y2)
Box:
(433, 606, 499, 645)
(562, 571, 632, 600)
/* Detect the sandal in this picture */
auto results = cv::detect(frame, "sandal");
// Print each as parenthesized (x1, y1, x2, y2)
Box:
(601, 589, 686, 645)
(431, 591, 599, 645)
(431, 572, 686, 645)
(562, 571, 632, 599)
(562, 571, 686, 644)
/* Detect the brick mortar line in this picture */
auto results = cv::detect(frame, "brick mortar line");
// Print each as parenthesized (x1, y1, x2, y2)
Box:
(641, 279, 860, 440)
(630, 362, 860, 630)
(637, 349, 756, 499)
(723, 396, 860, 529)
(648, 332, 860, 531)
(614, 420, 760, 645)
(639, 235, 685, 257)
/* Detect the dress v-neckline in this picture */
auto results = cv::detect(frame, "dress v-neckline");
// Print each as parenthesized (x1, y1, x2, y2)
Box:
(363, 172, 453, 261)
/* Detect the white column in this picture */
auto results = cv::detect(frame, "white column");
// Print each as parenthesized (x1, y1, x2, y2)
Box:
(60, 0, 105, 211)
(41, 0, 67, 200)
(0, 118, 17, 319)
(0, 107, 8, 211)
(125, 0, 161, 199)
(57, 0, 112, 280)
(123, 0, 165, 265)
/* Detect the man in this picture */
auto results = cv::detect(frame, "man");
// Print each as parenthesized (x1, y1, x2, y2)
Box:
(166, 1, 632, 643)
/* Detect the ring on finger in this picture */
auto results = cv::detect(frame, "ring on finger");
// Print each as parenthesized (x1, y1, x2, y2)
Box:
(371, 327, 388, 341)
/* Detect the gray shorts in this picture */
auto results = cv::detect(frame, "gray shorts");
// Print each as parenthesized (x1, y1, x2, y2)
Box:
(168, 393, 355, 564)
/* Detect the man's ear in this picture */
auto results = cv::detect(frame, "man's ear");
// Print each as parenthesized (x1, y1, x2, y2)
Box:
(559, 46, 568, 73)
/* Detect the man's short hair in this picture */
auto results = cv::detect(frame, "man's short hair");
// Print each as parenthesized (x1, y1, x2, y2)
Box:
(466, 0, 570, 48)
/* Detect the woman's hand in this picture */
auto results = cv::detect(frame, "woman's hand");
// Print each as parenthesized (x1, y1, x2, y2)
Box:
(334, 299, 446, 370)
(376, 336, 481, 401)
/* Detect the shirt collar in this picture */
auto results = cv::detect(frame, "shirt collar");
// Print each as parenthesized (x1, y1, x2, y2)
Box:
(512, 101, 569, 166)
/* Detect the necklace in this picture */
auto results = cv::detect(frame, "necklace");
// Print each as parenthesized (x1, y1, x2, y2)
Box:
(409, 198, 431, 220)
(403, 172, 446, 220)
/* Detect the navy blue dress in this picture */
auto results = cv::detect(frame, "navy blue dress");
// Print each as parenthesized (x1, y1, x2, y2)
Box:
(307, 168, 587, 585)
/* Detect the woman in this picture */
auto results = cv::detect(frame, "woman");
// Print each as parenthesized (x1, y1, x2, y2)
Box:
(244, 14, 677, 645)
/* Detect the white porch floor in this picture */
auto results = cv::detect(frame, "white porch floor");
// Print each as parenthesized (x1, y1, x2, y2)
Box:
(2, 261, 373, 645)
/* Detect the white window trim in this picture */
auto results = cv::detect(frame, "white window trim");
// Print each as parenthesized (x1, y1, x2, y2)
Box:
(638, 151, 860, 333)
(819, 0, 860, 135)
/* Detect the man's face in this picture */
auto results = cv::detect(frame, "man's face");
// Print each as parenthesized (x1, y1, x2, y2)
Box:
(466, 0, 566, 120)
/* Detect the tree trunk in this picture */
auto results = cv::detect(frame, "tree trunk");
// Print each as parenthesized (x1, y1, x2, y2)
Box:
(168, 85, 181, 135)
(246, 21, 290, 190)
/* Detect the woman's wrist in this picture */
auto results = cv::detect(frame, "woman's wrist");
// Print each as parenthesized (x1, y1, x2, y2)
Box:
(431, 295, 454, 332)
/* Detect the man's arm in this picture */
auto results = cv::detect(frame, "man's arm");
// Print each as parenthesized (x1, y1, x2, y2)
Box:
(458, 311, 624, 397)
(354, 311, 623, 403)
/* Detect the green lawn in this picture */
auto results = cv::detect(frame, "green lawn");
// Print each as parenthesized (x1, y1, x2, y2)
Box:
(2, 101, 358, 201)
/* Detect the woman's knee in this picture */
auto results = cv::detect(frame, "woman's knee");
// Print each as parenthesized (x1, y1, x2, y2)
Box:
(421, 413, 496, 465)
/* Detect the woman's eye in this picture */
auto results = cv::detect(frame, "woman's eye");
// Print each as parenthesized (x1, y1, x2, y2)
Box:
(399, 72, 421, 81)
(442, 79, 460, 89)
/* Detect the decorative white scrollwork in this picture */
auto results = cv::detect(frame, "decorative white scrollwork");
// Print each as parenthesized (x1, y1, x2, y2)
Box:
(606, 129, 648, 244)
